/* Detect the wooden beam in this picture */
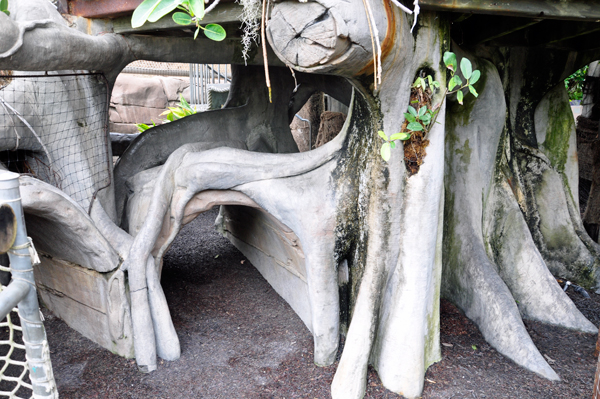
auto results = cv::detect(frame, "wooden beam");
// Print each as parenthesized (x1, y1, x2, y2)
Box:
(420, 0, 600, 21)
(110, 2, 244, 34)
(68, 0, 144, 18)
(481, 20, 600, 50)
(454, 15, 542, 45)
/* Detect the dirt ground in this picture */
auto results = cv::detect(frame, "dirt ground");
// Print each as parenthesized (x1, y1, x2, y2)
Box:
(3, 208, 599, 398)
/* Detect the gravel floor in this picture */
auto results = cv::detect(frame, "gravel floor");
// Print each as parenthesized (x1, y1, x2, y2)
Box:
(2, 207, 598, 398)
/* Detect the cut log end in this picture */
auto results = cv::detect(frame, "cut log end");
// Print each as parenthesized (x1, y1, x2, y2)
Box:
(268, 2, 351, 69)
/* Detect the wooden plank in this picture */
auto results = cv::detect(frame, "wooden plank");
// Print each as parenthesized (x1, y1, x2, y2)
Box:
(454, 15, 542, 45)
(419, 0, 600, 21)
(111, 2, 244, 34)
(34, 255, 107, 314)
(479, 19, 600, 50)
(455, 15, 600, 49)
(34, 255, 134, 358)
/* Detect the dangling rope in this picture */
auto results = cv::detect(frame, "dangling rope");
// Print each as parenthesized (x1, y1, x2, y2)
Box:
(363, 0, 420, 88)
(389, 0, 420, 32)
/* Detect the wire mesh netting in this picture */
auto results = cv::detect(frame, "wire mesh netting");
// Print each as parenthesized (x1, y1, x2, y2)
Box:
(0, 71, 111, 212)
(122, 61, 190, 77)
(0, 276, 32, 399)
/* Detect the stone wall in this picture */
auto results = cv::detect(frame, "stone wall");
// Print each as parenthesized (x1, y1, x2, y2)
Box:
(109, 74, 191, 134)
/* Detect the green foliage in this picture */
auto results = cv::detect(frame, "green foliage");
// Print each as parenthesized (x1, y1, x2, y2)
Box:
(564, 66, 588, 102)
(160, 94, 197, 121)
(1, 0, 9, 16)
(136, 95, 197, 132)
(136, 120, 157, 133)
(203, 24, 226, 41)
(379, 52, 481, 162)
(132, 0, 225, 41)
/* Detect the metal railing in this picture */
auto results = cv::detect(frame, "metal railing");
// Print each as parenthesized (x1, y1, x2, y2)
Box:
(189, 64, 231, 106)
(0, 171, 57, 399)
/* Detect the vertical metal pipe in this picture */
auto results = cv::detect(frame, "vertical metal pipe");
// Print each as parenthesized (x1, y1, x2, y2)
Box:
(200, 65, 205, 104)
(0, 171, 58, 398)
(188, 63, 194, 104)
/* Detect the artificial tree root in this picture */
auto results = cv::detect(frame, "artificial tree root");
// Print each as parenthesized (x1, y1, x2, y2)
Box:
(442, 55, 593, 381)
(123, 124, 349, 369)
(486, 176, 597, 333)
(511, 147, 600, 287)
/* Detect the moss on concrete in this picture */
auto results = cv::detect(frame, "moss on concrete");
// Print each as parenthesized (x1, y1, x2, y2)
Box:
(541, 93, 573, 173)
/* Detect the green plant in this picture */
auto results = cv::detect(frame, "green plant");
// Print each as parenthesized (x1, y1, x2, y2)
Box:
(136, 94, 197, 132)
(136, 120, 157, 133)
(379, 52, 480, 162)
(1, 0, 9, 16)
(160, 94, 197, 121)
(132, 0, 225, 41)
(564, 66, 588, 102)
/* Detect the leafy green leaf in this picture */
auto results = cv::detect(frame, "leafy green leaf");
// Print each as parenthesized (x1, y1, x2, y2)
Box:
(470, 69, 481, 85)
(381, 142, 391, 162)
(188, 0, 204, 18)
(448, 75, 462, 91)
(132, 0, 163, 28)
(172, 11, 193, 25)
(471, 345, 477, 350)
(443, 52, 457, 72)
(407, 122, 424, 132)
(460, 57, 472, 80)
(179, 94, 192, 111)
(468, 85, 479, 98)
(390, 141, 396, 149)
(448, 76, 457, 91)
(390, 132, 411, 141)
(147, 0, 184, 23)
(194, 26, 200, 39)
(420, 113, 431, 125)
(418, 106, 427, 117)
(136, 123, 151, 132)
(203, 24, 226, 41)
(427, 75, 433, 88)
(457, 90, 464, 105)
(0, 0, 7, 12)
(408, 106, 418, 117)
(378, 130, 389, 141)
(404, 113, 416, 123)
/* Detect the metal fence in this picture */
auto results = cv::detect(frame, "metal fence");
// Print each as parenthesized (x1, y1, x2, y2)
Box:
(189, 64, 231, 106)
(0, 72, 111, 213)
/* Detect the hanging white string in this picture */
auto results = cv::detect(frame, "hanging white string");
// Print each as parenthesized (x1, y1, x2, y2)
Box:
(389, 0, 413, 14)
(389, 0, 420, 32)
(363, 0, 383, 87)
(410, 0, 420, 32)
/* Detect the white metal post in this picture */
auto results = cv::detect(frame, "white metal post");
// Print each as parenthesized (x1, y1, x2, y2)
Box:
(0, 171, 58, 399)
